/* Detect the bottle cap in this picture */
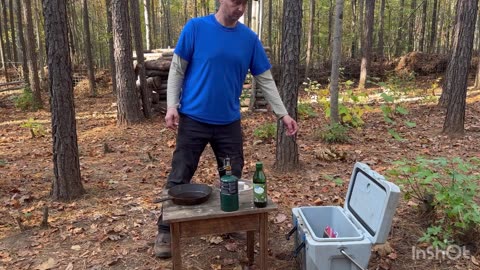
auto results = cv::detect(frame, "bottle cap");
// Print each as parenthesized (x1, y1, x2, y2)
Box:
(256, 162, 263, 169)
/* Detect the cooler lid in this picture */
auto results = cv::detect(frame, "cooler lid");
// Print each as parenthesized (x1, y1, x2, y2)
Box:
(343, 162, 400, 244)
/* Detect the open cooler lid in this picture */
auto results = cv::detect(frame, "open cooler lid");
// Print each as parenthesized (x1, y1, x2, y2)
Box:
(344, 162, 400, 244)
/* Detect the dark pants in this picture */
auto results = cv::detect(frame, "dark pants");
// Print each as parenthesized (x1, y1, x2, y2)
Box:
(158, 114, 244, 232)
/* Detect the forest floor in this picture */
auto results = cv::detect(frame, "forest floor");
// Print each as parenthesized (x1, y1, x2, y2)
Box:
(1, 74, 480, 270)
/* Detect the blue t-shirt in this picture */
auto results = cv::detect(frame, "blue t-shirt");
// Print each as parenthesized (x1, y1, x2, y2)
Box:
(174, 14, 271, 125)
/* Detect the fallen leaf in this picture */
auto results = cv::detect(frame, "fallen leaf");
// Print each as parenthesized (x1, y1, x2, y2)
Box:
(208, 236, 223, 245)
(274, 213, 287, 224)
(472, 255, 479, 266)
(210, 263, 222, 270)
(70, 245, 81, 251)
(224, 242, 238, 252)
(35, 257, 56, 270)
(65, 262, 74, 270)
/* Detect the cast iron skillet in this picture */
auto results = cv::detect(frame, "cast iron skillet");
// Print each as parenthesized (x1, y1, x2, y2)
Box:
(154, 183, 212, 206)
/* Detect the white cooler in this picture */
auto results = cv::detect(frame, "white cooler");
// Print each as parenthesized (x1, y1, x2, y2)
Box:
(288, 162, 400, 270)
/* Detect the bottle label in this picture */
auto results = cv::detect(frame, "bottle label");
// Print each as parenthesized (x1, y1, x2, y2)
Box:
(221, 181, 238, 195)
(253, 183, 266, 202)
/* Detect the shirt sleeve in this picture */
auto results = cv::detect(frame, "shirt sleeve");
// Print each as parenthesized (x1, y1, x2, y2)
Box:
(254, 70, 288, 118)
(167, 54, 189, 109)
(174, 19, 195, 62)
(249, 37, 272, 76)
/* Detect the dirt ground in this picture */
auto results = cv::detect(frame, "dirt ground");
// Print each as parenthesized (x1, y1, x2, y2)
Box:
(1, 75, 480, 270)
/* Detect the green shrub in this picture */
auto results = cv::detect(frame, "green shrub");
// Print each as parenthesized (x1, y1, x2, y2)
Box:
(253, 123, 276, 141)
(297, 102, 317, 119)
(387, 157, 480, 248)
(14, 88, 35, 111)
(316, 123, 350, 143)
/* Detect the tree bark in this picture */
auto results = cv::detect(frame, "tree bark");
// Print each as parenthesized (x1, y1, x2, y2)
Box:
(16, 0, 28, 83)
(395, 0, 405, 56)
(377, 0, 385, 59)
(43, 0, 85, 201)
(419, 0, 427, 51)
(330, 0, 344, 124)
(441, 0, 478, 136)
(358, 0, 374, 89)
(144, 0, 152, 50)
(112, 0, 144, 125)
(24, 0, 42, 108)
(275, 0, 301, 172)
(105, 0, 116, 93)
(429, 0, 438, 52)
(304, 0, 315, 80)
(350, 0, 357, 58)
(358, 0, 364, 53)
(34, 0, 45, 81)
(0, 5, 8, 81)
(9, 0, 18, 63)
(408, 0, 416, 52)
(82, 0, 96, 96)
(268, 0, 272, 48)
(130, 0, 152, 118)
(1, 0, 12, 62)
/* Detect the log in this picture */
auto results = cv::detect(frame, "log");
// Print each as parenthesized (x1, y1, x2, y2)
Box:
(147, 76, 163, 89)
(146, 69, 169, 77)
(144, 59, 172, 71)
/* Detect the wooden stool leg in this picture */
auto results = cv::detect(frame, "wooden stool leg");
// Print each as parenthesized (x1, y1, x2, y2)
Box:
(247, 230, 255, 265)
(259, 213, 268, 270)
(171, 223, 181, 270)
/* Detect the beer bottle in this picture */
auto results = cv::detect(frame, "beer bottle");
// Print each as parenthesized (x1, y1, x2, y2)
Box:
(253, 162, 267, 208)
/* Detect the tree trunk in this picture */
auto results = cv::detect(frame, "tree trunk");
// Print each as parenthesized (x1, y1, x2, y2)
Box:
(304, 0, 315, 80)
(24, 0, 42, 108)
(358, 0, 364, 53)
(43, 0, 85, 201)
(34, 0, 45, 81)
(419, 0, 427, 51)
(350, 0, 357, 58)
(144, 0, 152, 50)
(105, 0, 116, 93)
(429, 0, 438, 52)
(358, 0, 374, 89)
(16, 0, 28, 83)
(377, 0, 385, 59)
(112, 0, 144, 125)
(442, 0, 478, 136)
(9, 0, 17, 63)
(130, 0, 152, 118)
(1, 0, 12, 62)
(82, 0, 96, 96)
(395, 0, 405, 56)
(408, 0, 416, 52)
(275, 0, 301, 172)
(330, 0, 344, 124)
(0, 7, 8, 82)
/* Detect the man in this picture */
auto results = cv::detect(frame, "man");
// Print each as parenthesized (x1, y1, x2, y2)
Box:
(155, 0, 298, 259)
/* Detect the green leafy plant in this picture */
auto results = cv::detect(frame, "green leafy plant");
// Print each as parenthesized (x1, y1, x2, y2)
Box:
(316, 123, 350, 143)
(0, 159, 7, 167)
(322, 81, 370, 128)
(297, 102, 317, 119)
(388, 157, 480, 248)
(14, 87, 36, 111)
(253, 123, 276, 141)
(20, 118, 46, 138)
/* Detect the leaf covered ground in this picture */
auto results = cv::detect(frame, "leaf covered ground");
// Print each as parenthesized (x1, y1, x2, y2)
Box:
(1, 76, 480, 270)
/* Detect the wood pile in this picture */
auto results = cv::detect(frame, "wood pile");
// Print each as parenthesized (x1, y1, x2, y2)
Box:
(135, 47, 275, 114)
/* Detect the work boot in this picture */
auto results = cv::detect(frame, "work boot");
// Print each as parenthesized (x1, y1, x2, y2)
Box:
(154, 231, 172, 259)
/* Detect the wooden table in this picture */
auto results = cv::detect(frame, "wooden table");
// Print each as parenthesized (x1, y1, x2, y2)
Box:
(162, 188, 277, 269)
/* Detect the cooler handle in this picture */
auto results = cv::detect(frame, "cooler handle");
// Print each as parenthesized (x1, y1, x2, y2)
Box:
(292, 241, 305, 258)
(340, 249, 367, 270)
(285, 225, 297, 240)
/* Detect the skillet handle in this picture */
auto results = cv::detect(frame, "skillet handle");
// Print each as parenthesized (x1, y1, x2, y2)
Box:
(153, 196, 173, 203)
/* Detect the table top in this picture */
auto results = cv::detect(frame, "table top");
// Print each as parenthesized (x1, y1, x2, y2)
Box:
(163, 188, 278, 223)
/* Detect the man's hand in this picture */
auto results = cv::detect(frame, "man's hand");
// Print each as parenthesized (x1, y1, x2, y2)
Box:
(165, 108, 179, 130)
(281, 115, 298, 136)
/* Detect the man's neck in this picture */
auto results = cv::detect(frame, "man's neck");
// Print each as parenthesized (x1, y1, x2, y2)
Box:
(214, 12, 237, 28)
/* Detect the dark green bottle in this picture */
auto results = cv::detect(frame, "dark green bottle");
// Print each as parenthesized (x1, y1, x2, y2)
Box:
(220, 158, 239, 212)
(253, 162, 267, 208)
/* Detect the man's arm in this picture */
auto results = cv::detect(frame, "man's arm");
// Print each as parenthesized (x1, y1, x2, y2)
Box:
(165, 53, 189, 129)
(254, 70, 298, 135)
